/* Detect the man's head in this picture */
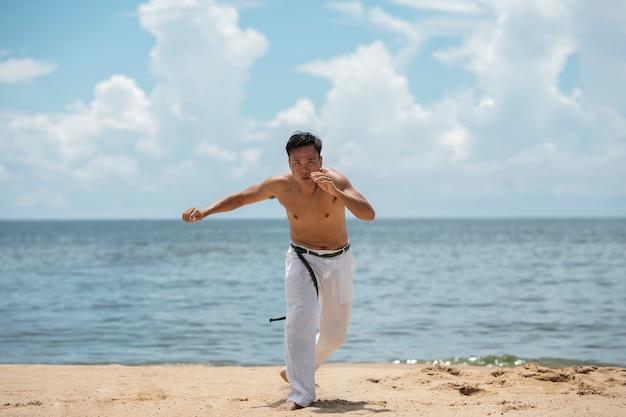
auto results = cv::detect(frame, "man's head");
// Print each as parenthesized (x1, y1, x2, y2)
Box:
(286, 132, 323, 184)
(285, 131, 322, 157)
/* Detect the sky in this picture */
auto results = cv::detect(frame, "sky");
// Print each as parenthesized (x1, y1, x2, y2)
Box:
(1, 0, 625, 219)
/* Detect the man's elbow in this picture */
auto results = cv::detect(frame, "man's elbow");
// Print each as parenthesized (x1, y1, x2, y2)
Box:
(361, 208, 376, 221)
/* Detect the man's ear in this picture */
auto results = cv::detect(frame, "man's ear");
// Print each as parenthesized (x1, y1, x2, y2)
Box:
(319, 155, 323, 165)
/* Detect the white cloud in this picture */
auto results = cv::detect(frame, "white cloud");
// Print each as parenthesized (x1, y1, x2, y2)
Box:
(367, 7, 424, 69)
(17, 189, 66, 209)
(74, 155, 139, 183)
(439, 127, 469, 161)
(327, 1, 365, 19)
(92, 75, 155, 134)
(268, 98, 318, 128)
(335, 142, 372, 172)
(574, 0, 626, 112)
(0, 57, 58, 83)
(139, 0, 268, 122)
(389, 0, 486, 14)
(6, 75, 156, 163)
(0, 164, 10, 182)
(368, 6, 420, 40)
(298, 41, 436, 175)
(195, 141, 237, 161)
(133, 0, 271, 178)
(233, 148, 262, 178)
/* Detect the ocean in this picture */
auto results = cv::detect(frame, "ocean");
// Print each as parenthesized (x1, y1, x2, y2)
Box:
(1, 218, 624, 367)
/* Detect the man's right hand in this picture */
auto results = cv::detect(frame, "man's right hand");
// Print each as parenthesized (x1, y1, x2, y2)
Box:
(182, 208, 203, 223)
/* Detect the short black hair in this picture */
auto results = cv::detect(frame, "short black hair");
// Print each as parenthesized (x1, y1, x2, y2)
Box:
(285, 131, 322, 156)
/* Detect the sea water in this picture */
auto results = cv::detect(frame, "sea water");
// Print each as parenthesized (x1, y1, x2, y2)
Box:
(1, 218, 624, 367)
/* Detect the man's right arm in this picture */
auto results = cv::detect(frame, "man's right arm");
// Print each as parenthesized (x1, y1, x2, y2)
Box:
(182, 176, 284, 223)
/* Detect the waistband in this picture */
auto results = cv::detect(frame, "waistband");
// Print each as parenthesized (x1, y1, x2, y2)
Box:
(290, 242, 351, 258)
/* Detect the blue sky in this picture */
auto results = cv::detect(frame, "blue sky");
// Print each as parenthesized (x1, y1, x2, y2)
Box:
(1, 0, 625, 219)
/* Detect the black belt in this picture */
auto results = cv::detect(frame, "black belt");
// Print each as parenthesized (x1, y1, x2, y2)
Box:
(269, 243, 350, 323)
(290, 242, 351, 258)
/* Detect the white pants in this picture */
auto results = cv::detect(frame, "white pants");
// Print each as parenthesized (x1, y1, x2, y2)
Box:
(283, 244, 356, 407)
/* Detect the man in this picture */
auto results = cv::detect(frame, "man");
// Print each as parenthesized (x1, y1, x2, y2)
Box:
(182, 131, 375, 411)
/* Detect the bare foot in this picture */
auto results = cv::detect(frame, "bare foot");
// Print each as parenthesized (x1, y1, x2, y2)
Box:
(280, 368, 289, 383)
(276, 401, 303, 411)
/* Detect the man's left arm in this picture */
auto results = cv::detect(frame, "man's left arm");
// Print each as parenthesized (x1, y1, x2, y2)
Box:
(311, 170, 375, 221)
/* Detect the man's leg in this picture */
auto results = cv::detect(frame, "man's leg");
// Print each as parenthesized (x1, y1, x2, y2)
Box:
(315, 252, 355, 370)
(315, 299, 351, 370)
(283, 251, 318, 408)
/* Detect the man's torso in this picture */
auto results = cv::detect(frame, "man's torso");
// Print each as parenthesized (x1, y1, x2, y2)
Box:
(272, 172, 348, 250)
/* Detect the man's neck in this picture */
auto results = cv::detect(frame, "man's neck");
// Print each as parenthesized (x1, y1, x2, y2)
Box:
(298, 182, 318, 196)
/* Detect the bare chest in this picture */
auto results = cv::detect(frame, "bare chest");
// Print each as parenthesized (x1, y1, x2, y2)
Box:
(276, 187, 348, 248)
(284, 189, 341, 220)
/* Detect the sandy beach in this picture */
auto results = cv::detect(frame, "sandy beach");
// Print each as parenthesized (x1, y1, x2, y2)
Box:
(2, 363, 625, 416)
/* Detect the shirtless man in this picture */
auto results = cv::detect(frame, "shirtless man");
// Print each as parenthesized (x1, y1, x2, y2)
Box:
(182, 131, 375, 411)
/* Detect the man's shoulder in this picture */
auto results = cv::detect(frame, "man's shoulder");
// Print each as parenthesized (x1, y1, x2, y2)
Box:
(321, 167, 347, 181)
(261, 173, 292, 191)
(321, 166, 341, 175)
(264, 173, 291, 184)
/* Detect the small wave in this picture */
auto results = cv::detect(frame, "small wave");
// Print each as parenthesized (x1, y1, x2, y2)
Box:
(390, 354, 618, 368)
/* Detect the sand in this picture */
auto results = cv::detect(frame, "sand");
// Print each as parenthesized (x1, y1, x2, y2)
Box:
(2, 363, 625, 416)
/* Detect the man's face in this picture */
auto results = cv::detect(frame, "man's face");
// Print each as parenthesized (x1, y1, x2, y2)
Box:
(288, 145, 322, 185)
